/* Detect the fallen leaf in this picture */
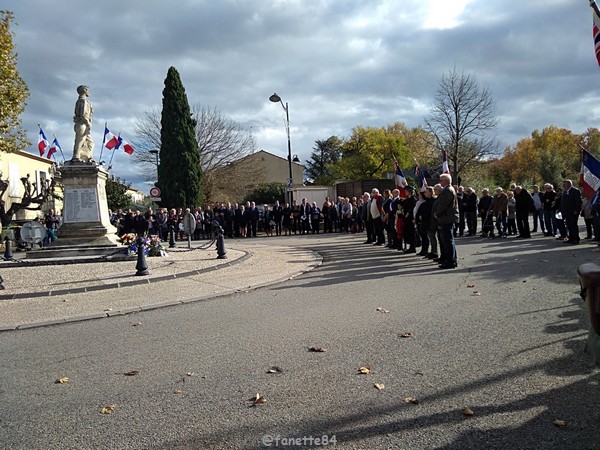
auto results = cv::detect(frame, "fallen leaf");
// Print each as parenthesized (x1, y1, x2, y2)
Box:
(308, 346, 327, 352)
(266, 366, 283, 374)
(472, 292, 481, 296)
(399, 332, 413, 338)
(123, 370, 139, 376)
(132, 322, 142, 327)
(374, 383, 385, 390)
(514, 258, 519, 261)
(173, 389, 182, 395)
(463, 407, 474, 416)
(103, 308, 113, 312)
(553, 419, 567, 428)
(404, 396, 420, 405)
(466, 284, 475, 288)
(100, 403, 118, 414)
(376, 307, 390, 313)
(358, 365, 372, 375)
(186, 372, 195, 377)
(248, 393, 267, 405)
(55, 376, 69, 384)
(540, 259, 549, 262)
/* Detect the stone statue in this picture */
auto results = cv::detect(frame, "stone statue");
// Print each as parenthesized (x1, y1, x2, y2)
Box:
(72, 85, 94, 163)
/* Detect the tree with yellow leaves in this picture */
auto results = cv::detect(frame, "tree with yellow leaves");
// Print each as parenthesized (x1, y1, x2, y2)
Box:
(0, 10, 29, 153)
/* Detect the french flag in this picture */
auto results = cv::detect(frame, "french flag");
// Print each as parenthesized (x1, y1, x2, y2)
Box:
(415, 165, 428, 192)
(441, 148, 450, 174)
(394, 159, 407, 189)
(116, 134, 135, 155)
(47, 137, 61, 159)
(38, 127, 49, 156)
(103, 126, 119, 150)
(581, 149, 600, 200)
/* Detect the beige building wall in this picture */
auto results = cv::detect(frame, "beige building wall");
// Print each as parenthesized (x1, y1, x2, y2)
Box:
(0, 151, 61, 222)
(211, 150, 305, 202)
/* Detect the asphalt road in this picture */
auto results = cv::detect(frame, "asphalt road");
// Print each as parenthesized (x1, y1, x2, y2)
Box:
(1, 233, 599, 450)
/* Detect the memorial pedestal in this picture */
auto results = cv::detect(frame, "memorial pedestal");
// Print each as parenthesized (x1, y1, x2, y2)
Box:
(28, 162, 121, 259)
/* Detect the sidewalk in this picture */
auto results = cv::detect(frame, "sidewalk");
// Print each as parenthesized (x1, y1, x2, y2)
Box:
(0, 240, 322, 331)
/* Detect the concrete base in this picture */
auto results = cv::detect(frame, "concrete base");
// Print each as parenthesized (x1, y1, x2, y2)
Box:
(26, 161, 123, 260)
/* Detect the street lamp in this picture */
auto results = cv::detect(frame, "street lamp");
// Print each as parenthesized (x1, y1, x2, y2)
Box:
(269, 93, 293, 204)
(149, 149, 159, 181)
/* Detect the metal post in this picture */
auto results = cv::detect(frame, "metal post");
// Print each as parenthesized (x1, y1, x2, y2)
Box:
(214, 221, 227, 259)
(135, 236, 150, 276)
(169, 225, 176, 248)
(3, 235, 13, 260)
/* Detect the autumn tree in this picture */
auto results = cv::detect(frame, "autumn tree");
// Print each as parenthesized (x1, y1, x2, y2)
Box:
(158, 67, 202, 208)
(424, 68, 500, 183)
(305, 136, 342, 185)
(331, 125, 411, 180)
(0, 10, 29, 153)
(133, 104, 255, 201)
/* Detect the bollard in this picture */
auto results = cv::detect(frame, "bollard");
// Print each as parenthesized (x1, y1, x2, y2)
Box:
(213, 221, 227, 259)
(169, 225, 176, 248)
(3, 235, 13, 260)
(135, 236, 150, 276)
(577, 263, 600, 367)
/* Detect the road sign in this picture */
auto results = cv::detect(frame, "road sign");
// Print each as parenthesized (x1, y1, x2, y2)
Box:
(149, 187, 161, 198)
(183, 212, 196, 235)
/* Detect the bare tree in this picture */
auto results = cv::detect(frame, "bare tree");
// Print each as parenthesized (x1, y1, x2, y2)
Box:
(132, 104, 257, 200)
(424, 68, 500, 184)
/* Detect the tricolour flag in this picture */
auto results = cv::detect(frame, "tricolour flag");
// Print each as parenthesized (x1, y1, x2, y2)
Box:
(593, 1, 600, 66)
(394, 159, 407, 189)
(415, 165, 428, 192)
(116, 134, 135, 155)
(581, 149, 600, 199)
(47, 137, 61, 159)
(441, 148, 450, 174)
(38, 127, 49, 157)
(103, 126, 119, 150)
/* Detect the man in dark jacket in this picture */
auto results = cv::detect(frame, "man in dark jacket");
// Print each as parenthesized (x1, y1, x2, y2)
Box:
(514, 185, 534, 238)
(433, 174, 459, 269)
(478, 188, 492, 237)
(561, 179, 582, 244)
(463, 187, 478, 236)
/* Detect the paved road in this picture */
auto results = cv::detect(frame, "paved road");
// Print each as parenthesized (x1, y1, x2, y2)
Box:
(1, 233, 599, 449)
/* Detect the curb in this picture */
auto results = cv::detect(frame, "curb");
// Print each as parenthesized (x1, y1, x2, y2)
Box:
(0, 250, 323, 332)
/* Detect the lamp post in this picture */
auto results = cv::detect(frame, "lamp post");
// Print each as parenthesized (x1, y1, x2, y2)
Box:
(269, 93, 293, 204)
(149, 149, 159, 180)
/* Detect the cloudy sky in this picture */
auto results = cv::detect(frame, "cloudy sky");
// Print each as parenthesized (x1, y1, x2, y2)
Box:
(6, 0, 600, 192)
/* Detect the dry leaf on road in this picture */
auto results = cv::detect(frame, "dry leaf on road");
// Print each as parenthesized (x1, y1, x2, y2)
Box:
(358, 365, 372, 375)
(308, 346, 327, 352)
(463, 407, 474, 416)
(123, 370, 139, 377)
(374, 383, 385, 390)
(553, 419, 567, 428)
(399, 332, 413, 338)
(249, 393, 267, 406)
(266, 366, 283, 374)
(466, 284, 475, 288)
(376, 307, 390, 313)
(404, 397, 420, 404)
(100, 404, 118, 414)
(55, 376, 69, 384)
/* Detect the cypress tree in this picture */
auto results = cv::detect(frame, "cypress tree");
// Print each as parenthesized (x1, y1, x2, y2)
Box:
(158, 66, 202, 208)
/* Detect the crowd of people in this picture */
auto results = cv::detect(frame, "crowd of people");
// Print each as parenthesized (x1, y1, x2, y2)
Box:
(36, 177, 590, 268)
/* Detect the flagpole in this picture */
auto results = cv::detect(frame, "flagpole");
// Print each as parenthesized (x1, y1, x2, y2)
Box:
(106, 132, 118, 171)
(591, 0, 600, 18)
(99, 121, 107, 165)
(53, 134, 66, 163)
